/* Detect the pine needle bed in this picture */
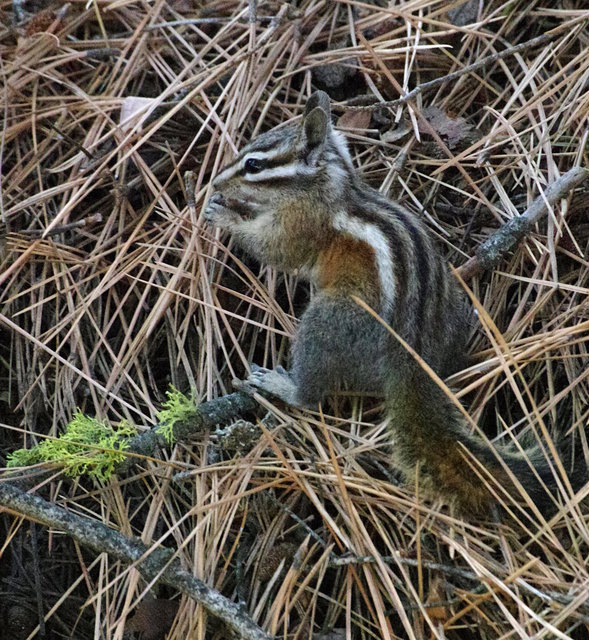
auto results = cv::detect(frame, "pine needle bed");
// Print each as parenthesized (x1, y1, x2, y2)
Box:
(1, 1, 588, 638)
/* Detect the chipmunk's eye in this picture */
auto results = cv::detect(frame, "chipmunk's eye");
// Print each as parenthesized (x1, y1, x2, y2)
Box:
(244, 157, 265, 174)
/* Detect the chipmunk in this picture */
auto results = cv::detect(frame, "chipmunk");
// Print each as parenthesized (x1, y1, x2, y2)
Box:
(204, 91, 585, 515)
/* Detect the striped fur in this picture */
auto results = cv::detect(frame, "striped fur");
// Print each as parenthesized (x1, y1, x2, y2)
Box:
(204, 109, 467, 370)
(204, 92, 586, 515)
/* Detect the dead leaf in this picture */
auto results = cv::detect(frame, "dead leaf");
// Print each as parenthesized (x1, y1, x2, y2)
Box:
(337, 109, 372, 131)
(420, 106, 479, 149)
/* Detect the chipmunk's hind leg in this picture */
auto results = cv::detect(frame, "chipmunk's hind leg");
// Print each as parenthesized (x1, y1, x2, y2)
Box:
(247, 295, 387, 408)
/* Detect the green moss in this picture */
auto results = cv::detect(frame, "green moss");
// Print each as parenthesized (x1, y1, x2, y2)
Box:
(155, 386, 198, 446)
(7, 411, 137, 480)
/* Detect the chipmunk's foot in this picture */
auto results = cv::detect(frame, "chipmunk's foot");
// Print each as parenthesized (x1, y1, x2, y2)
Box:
(247, 364, 300, 406)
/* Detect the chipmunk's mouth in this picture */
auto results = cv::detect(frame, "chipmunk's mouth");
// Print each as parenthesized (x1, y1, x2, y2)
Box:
(204, 192, 255, 222)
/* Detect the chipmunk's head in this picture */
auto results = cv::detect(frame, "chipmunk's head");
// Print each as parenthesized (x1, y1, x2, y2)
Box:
(203, 91, 354, 264)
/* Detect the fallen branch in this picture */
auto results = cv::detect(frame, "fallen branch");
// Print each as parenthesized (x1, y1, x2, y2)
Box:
(0, 482, 272, 640)
(458, 167, 589, 279)
(329, 553, 589, 617)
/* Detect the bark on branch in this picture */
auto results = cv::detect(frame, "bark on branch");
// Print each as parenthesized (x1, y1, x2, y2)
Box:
(458, 167, 589, 279)
(117, 391, 258, 473)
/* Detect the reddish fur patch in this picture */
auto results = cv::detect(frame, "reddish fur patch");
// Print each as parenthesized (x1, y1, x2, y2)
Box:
(399, 441, 494, 513)
(317, 235, 380, 305)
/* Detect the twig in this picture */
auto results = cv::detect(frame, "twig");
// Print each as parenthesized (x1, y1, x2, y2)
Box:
(145, 16, 279, 31)
(458, 167, 589, 279)
(19, 214, 103, 237)
(184, 170, 196, 209)
(0, 483, 272, 640)
(329, 553, 478, 581)
(335, 29, 570, 112)
(83, 48, 121, 60)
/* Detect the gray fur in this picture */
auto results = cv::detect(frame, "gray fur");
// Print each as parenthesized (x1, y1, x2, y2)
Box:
(250, 294, 390, 407)
(301, 107, 329, 163)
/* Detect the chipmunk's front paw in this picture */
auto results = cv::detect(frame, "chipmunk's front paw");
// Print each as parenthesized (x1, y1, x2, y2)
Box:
(247, 365, 299, 406)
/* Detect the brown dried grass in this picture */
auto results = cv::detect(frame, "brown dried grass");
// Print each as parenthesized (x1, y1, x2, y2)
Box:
(1, 1, 588, 638)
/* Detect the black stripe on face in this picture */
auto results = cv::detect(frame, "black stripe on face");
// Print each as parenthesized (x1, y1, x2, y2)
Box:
(237, 151, 296, 177)
(215, 125, 299, 179)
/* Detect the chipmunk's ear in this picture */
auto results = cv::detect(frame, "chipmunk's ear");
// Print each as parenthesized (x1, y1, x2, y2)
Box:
(300, 91, 331, 165)
(303, 90, 331, 118)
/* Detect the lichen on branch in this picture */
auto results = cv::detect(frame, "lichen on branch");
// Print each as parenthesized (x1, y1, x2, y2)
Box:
(7, 411, 137, 480)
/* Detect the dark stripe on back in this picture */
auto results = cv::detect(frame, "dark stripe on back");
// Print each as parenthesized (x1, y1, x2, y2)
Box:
(423, 246, 445, 358)
(352, 187, 434, 348)
(348, 186, 411, 326)
(402, 220, 431, 351)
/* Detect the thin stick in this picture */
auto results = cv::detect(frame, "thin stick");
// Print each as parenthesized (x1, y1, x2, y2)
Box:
(19, 214, 103, 237)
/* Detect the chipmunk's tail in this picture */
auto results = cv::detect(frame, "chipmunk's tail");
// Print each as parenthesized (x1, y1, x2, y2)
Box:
(385, 361, 587, 516)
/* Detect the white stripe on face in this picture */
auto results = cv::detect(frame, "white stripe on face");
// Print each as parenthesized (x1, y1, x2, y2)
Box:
(242, 163, 318, 182)
(213, 161, 241, 186)
(213, 148, 288, 186)
(333, 211, 396, 316)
